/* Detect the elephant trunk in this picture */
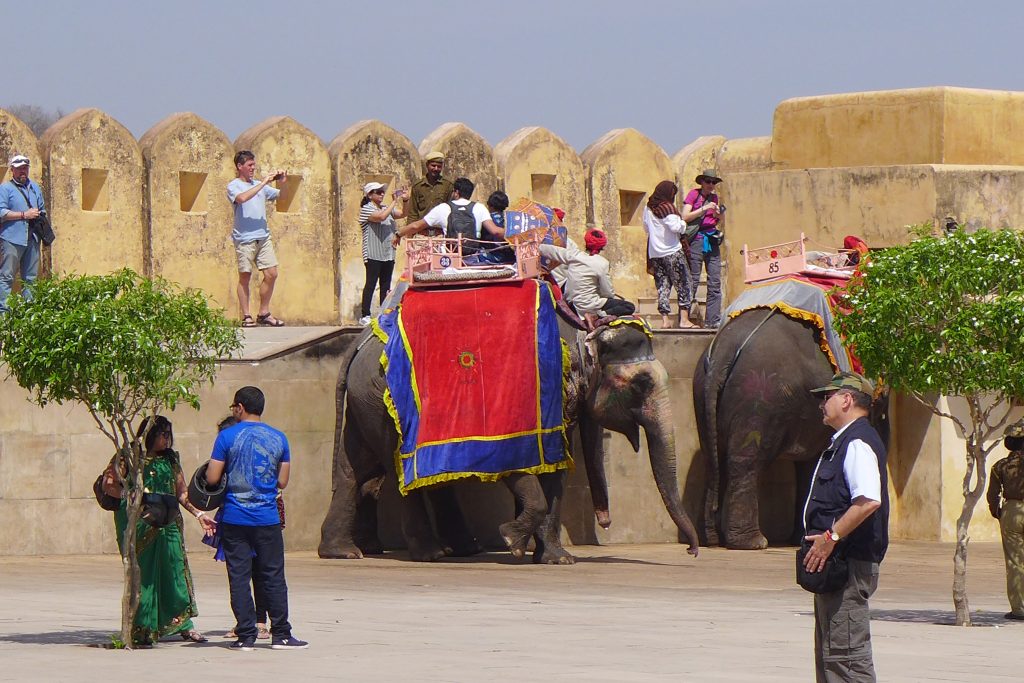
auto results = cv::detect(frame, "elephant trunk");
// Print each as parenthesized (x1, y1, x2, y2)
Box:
(639, 386, 700, 557)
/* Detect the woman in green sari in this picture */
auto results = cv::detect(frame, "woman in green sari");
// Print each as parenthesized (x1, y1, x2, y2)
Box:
(110, 416, 216, 646)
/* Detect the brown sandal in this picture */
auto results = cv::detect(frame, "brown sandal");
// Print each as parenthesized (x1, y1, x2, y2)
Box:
(180, 629, 208, 643)
(257, 312, 285, 327)
(241, 315, 256, 328)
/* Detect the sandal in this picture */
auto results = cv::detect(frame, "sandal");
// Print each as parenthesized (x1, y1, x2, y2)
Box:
(180, 629, 208, 643)
(241, 315, 256, 328)
(257, 624, 271, 639)
(257, 312, 285, 327)
(225, 628, 237, 639)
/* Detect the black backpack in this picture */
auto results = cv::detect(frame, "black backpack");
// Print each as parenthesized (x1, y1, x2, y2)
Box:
(446, 201, 479, 253)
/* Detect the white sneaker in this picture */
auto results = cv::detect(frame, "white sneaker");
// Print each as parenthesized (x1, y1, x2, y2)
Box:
(358, 316, 371, 326)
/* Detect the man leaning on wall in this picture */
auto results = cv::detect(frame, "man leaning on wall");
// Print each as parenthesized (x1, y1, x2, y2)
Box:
(227, 150, 287, 327)
(0, 154, 44, 314)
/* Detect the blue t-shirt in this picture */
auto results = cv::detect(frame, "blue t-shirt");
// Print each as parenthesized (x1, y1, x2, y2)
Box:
(211, 421, 291, 526)
(227, 178, 280, 244)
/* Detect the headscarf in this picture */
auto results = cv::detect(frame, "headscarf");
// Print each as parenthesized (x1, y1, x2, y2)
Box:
(584, 228, 608, 255)
(646, 180, 680, 219)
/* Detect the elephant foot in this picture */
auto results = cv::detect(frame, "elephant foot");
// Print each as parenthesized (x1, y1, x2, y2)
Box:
(703, 528, 721, 547)
(499, 521, 531, 559)
(356, 540, 385, 556)
(407, 538, 448, 562)
(443, 539, 485, 557)
(532, 544, 576, 565)
(318, 543, 364, 560)
(595, 508, 611, 529)
(726, 532, 769, 550)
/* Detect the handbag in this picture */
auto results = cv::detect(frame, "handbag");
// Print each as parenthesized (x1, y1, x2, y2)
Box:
(13, 184, 55, 246)
(92, 458, 122, 511)
(140, 492, 180, 528)
(795, 535, 849, 593)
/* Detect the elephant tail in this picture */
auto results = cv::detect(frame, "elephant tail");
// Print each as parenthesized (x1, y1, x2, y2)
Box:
(331, 329, 374, 488)
(697, 346, 723, 545)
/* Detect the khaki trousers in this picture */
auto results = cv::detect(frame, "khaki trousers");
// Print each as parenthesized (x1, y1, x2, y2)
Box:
(1000, 499, 1024, 615)
(814, 558, 879, 683)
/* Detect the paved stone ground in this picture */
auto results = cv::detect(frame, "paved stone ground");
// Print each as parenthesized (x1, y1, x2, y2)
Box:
(0, 541, 1019, 681)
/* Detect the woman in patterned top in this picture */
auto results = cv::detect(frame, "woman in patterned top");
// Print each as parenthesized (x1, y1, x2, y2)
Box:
(358, 181, 407, 326)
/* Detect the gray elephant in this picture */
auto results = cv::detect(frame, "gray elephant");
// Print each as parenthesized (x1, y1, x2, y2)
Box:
(319, 316, 700, 563)
(694, 309, 888, 550)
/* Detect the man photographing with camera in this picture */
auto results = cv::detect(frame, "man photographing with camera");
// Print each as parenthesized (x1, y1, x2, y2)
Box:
(0, 154, 45, 314)
(227, 150, 287, 327)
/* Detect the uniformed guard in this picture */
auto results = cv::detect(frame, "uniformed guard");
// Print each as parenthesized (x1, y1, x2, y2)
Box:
(404, 150, 455, 228)
(987, 417, 1024, 621)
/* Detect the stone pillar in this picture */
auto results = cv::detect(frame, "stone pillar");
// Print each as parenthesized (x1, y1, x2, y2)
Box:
(419, 122, 497, 207)
(140, 113, 237, 313)
(580, 128, 674, 303)
(494, 126, 586, 232)
(40, 108, 145, 276)
(235, 116, 335, 325)
(328, 120, 420, 321)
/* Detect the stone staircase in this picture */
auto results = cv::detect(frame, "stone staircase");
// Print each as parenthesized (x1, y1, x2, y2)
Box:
(636, 276, 709, 329)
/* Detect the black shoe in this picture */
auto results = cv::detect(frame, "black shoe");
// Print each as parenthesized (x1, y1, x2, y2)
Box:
(229, 638, 256, 651)
(1005, 612, 1024, 621)
(271, 636, 309, 650)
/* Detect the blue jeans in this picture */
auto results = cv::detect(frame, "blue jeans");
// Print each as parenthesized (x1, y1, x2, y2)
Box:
(0, 238, 40, 313)
(221, 523, 293, 641)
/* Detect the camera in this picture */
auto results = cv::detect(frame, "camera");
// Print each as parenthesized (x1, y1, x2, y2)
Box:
(273, 172, 286, 181)
(716, 204, 726, 215)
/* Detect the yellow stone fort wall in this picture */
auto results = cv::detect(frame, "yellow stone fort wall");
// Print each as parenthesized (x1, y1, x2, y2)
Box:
(3, 85, 1024, 552)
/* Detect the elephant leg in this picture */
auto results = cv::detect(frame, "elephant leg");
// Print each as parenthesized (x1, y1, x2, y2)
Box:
(498, 473, 548, 559)
(532, 471, 575, 565)
(426, 487, 483, 557)
(720, 450, 770, 552)
(791, 460, 816, 545)
(703, 485, 721, 547)
(318, 472, 363, 559)
(400, 491, 447, 562)
(353, 493, 384, 555)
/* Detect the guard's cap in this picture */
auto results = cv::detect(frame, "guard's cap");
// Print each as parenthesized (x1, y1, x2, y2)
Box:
(423, 151, 445, 162)
(809, 371, 875, 396)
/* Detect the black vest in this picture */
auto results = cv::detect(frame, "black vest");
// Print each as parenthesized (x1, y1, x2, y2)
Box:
(804, 417, 889, 563)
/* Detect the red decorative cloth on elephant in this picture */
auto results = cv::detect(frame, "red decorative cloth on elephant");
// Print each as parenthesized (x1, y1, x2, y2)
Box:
(724, 274, 862, 373)
(374, 278, 571, 494)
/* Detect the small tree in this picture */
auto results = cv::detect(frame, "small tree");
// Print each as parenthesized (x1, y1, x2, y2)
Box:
(3, 103, 65, 137)
(0, 269, 241, 647)
(834, 227, 1024, 626)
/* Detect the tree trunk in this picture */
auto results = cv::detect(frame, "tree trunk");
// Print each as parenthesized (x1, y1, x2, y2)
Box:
(952, 431, 987, 627)
(119, 447, 144, 648)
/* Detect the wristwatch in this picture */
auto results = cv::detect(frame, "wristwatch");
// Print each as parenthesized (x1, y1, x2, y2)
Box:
(826, 528, 841, 542)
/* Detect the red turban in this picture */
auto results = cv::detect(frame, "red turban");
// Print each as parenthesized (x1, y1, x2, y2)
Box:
(552, 207, 566, 222)
(584, 228, 608, 254)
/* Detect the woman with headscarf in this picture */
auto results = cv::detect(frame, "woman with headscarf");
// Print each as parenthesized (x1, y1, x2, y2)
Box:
(105, 416, 216, 646)
(642, 180, 696, 328)
(358, 181, 407, 326)
(682, 170, 725, 328)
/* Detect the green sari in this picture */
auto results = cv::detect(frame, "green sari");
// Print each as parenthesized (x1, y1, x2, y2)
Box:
(114, 448, 199, 645)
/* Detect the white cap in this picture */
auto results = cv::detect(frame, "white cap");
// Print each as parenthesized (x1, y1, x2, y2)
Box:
(9, 154, 29, 167)
(363, 181, 386, 195)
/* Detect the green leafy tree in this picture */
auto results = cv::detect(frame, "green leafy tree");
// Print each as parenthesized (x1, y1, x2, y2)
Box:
(0, 269, 241, 647)
(834, 227, 1024, 626)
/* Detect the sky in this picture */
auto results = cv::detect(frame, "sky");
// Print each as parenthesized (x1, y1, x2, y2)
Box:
(9, 0, 1024, 155)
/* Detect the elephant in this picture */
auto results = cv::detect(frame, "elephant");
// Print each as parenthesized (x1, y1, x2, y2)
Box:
(318, 314, 701, 564)
(693, 308, 888, 550)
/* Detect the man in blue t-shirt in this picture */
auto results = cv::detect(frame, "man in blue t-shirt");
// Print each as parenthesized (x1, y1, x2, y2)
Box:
(227, 151, 287, 328)
(206, 385, 308, 651)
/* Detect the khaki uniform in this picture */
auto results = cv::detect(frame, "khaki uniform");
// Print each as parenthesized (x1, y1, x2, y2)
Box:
(406, 176, 454, 223)
(988, 450, 1024, 616)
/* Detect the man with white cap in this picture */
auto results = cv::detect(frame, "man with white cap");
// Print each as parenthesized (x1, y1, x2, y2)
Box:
(0, 154, 45, 313)
(404, 151, 454, 225)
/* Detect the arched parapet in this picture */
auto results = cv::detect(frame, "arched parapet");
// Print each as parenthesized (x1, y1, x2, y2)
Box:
(41, 108, 145, 276)
(234, 116, 334, 324)
(328, 120, 420, 321)
(495, 126, 586, 233)
(580, 128, 674, 302)
(140, 113, 237, 313)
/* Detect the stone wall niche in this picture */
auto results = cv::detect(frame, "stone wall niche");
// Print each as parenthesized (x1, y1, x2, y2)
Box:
(234, 116, 335, 325)
(140, 113, 237, 312)
(41, 109, 145, 275)
(494, 126, 586, 236)
(329, 120, 420, 322)
(580, 128, 674, 303)
(419, 122, 498, 207)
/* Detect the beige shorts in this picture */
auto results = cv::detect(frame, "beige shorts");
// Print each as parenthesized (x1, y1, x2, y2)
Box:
(235, 237, 278, 273)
